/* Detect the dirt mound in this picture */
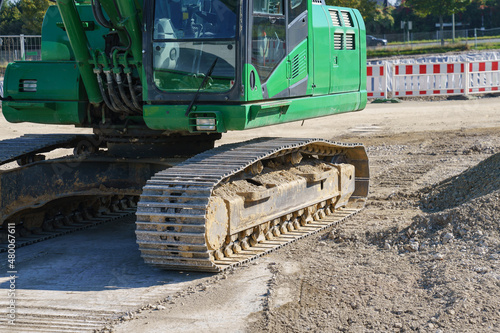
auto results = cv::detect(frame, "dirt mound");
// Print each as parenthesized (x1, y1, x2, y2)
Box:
(394, 153, 500, 251)
(420, 152, 500, 212)
(411, 190, 500, 248)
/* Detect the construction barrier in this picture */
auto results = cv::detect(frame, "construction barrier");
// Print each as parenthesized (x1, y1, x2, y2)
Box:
(366, 64, 387, 98)
(392, 63, 465, 97)
(468, 61, 500, 94)
(367, 59, 500, 98)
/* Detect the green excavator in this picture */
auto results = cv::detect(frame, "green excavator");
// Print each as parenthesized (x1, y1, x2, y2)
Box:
(0, 0, 369, 271)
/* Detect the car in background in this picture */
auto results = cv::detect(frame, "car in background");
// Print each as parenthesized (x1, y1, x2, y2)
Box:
(366, 35, 387, 47)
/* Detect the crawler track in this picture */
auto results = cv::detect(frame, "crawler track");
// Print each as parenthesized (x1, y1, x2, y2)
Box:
(0, 134, 169, 247)
(136, 138, 369, 272)
(0, 133, 94, 166)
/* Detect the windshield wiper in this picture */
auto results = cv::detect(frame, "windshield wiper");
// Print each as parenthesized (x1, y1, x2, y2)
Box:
(185, 57, 219, 117)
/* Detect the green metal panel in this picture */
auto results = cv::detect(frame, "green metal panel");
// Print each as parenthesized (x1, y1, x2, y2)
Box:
(328, 7, 360, 93)
(2, 101, 87, 124)
(144, 104, 246, 132)
(4, 61, 84, 100)
(265, 59, 289, 98)
(143, 91, 363, 133)
(2, 61, 87, 125)
(288, 39, 308, 87)
(245, 92, 362, 129)
(263, 38, 308, 98)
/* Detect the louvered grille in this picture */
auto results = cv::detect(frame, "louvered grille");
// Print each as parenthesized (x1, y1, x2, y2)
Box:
(346, 34, 355, 50)
(329, 10, 341, 27)
(341, 11, 353, 27)
(334, 33, 343, 50)
(291, 50, 307, 79)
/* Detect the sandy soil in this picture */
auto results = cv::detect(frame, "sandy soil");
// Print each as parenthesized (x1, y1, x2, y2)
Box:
(0, 96, 499, 332)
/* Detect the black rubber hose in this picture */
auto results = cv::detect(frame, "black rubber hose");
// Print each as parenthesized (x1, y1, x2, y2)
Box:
(91, 0, 113, 29)
(110, 29, 132, 53)
(95, 71, 117, 112)
(126, 72, 142, 112)
(116, 73, 139, 113)
(105, 71, 125, 112)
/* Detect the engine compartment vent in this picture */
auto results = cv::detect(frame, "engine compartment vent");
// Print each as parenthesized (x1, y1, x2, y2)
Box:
(346, 34, 355, 50)
(329, 10, 341, 27)
(291, 50, 307, 79)
(334, 33, 343, 50)
(341, 11, 353, 27)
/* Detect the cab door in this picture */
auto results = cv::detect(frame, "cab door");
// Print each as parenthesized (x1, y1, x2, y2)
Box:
(250, 0, 288, 99)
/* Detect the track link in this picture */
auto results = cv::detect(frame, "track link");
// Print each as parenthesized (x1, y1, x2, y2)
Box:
(136, 138, 369, 272)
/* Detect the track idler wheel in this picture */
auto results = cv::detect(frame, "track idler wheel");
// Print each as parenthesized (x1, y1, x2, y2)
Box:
(205, 197, 229, 252)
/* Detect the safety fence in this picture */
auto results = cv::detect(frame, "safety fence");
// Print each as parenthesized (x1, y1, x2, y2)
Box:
(0, 35, 41, 65)
(367, 59, 500, 99)
(370, 27, 500, 47)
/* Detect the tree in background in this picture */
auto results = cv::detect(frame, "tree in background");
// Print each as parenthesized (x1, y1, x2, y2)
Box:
(19, 0, 52, 34)
(0, 0, 51, 35)
(461, 0, 500, 30)
(406, 0, 470, 45)
(326, 0, 378, 21)
(368, 6, 395, 34)
(0, 0, 22, 35)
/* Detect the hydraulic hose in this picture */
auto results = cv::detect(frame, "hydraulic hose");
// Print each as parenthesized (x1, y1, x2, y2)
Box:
(91, 0, 113, 29)
(110, 49, 137, 113)
(126, 72, 142, 112)
(123, 51, 142, 112)
(116, 73, 139, 113)
(110, 29, 132, 54)
(95, 70, 117, 113)
(105, 71, 123, 112)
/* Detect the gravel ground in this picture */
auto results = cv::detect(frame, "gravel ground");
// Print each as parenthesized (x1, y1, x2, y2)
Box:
(246, 128, 500, 333)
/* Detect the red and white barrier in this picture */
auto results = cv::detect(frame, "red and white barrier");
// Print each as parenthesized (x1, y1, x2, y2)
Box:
(468, 61, 500, 94)
(367, 64, 387, 98)
(392, 63, 465, 97)
(366, 59, 500, 99)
